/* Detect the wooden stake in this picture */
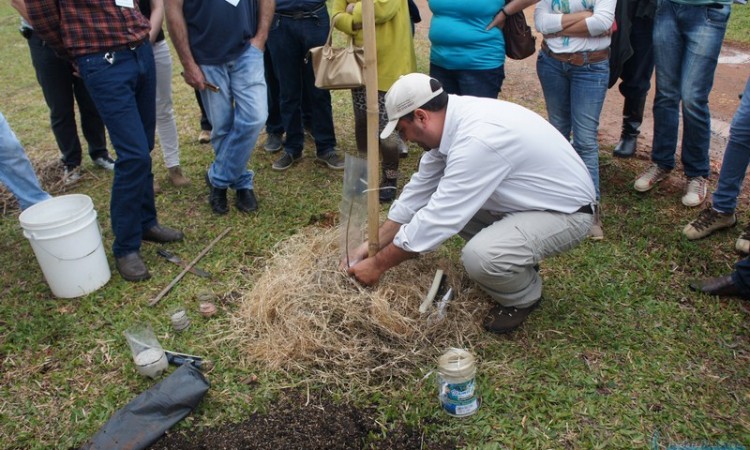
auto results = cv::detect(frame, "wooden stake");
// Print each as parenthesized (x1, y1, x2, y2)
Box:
(149, 227, 231, 306)
(361, 0, 380, 258)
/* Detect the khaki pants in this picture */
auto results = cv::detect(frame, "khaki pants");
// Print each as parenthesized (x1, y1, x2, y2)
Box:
(459, 210, 593, 308)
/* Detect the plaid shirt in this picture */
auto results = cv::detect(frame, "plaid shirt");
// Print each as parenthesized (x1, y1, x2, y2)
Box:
(25, 0, 150, 59)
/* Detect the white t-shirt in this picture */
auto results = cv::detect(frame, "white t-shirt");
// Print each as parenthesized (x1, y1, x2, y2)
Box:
(388, 95, 596, 254)
(534, 0, 616, 53)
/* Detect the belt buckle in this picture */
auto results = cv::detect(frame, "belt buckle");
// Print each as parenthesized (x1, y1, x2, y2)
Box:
(128, 39, 141, 51)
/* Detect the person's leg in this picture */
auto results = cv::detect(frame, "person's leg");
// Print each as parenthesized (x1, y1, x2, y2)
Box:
(27, 35, 84, 168)
(70, 75, 109, 162)
(536, 52, 572, 140)
(460, 210, 592, 307)
(569, 60, 609, 201)
(351, 88, 367, 154)
(299, 12, 337, 157)
(377, 90, 401, 203)
(651, 0, 683, 171)
(712, 77, 750, 212)
(454, 66, 505, 99)
(267, 16, 305, 159)
(429, 63, 461, 96)
(152, 40, 181, 169)
(732, 256, 750, 294)
(0, 112, 51, 210)
(677, 2, 729, 179)
(195, 89, 212, 131)
(202, 45, 266, 191)
(614, 16, 654, 158)
(76, 45, 156, 258)
(264, 50, 284, 136)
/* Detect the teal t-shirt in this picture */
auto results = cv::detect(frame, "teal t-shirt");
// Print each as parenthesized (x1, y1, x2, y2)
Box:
(428, 0, 506, 70)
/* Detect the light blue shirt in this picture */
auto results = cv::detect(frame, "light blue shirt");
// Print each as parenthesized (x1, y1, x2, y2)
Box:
(428, 0, 506, 70)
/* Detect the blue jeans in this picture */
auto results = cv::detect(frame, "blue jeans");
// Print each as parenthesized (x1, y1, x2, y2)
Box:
(537, 51, 609, 200)
(711, 77, 750, 213)
(76, 43, 158, 257)
(264, 50, 313, 135)
(429, 62, 505, 99)
(651, 0, 729, 177)
(200, 44, 267, 190)
(267, 9, 337, 158)
(733, 254, 750, 296)
(0, 112, 51, 210)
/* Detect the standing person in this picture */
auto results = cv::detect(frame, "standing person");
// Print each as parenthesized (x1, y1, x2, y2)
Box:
(0, 112, 51, 210)
(344, 74, 596, 334)
(25, 0, 184, 282)
(609, 0, 656, 158)
(11, 0, 115, 185)
(140, 0, 190, 188)
(534, 0, 615, 240)
(333, 0, 417, 203)
(166, 0, 273, 214)
(633, 0, 731, 207)
(267, 0, 345, 172)
(682, 76, 750, 251)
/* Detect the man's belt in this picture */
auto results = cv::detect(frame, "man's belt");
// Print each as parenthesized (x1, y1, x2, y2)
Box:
(541, 41, 609, 66)
(108, 37, 148, 53)
(574, 204, 594, 214)
(276, 2, 326, 19)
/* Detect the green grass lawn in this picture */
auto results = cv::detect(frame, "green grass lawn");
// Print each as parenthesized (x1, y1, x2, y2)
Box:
(1, 4, 749, 449)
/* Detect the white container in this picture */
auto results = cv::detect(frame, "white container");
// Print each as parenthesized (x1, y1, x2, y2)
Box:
(437, 348, 479, 417)
(19, 194, 110, 298)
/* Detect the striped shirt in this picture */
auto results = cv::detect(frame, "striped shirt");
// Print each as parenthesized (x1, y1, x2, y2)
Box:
(25, 0, 151, 59)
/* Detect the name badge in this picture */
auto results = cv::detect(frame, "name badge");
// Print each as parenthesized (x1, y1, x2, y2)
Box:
(225, 0, 240, 6)
(115, 0, 135, 8)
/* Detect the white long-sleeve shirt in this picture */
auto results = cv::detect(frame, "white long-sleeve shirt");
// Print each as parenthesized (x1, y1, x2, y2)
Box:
(388, 95, 596, 254)
(534, 0, 616, 53)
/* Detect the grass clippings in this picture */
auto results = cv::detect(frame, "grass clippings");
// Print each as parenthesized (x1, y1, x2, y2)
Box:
(230, 226, 487, 389)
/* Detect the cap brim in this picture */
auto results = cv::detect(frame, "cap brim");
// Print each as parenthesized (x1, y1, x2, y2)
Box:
(380, 119, 398, 140)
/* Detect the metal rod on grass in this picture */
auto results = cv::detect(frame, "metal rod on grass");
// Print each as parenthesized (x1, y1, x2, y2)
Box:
(149, 227, 231, 306)
(361, 0, 380, 258)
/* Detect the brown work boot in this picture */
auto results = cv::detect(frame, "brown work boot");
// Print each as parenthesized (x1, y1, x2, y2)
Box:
(168, 166, 191, 187)
(116, 252, 151, 282)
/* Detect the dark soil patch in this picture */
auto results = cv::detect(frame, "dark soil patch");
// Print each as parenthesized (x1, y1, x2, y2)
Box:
(149, 391, 457, 450)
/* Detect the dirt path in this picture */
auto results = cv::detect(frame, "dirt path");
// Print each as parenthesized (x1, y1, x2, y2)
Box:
(412, 0, 748, 167)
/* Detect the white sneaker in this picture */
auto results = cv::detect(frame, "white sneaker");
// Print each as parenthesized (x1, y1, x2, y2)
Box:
(634, 164, 670, 192)
(736, 225, 750, 254)
(93, 156, 115, 171)
(63, 166, 81, 185)
(682, 176, 708, 207)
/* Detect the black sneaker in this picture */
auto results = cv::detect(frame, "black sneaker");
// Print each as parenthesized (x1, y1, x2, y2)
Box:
(263, 133, 283, 153)
(272, 152, 301, 171)
(315, 151, 344, 170)
(235, 189, 258, 213)
(93, 155, 115, 171)
(482, 299, 541, 334)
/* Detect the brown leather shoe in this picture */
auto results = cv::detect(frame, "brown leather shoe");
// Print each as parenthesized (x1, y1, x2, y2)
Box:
(142, 225, 184, 243)
(483, 299, 541, 334)
(116, 252, 151, 282)
(689, 275, 746, 298)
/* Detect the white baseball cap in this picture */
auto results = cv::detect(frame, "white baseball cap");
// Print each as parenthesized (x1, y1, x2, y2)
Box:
(380, 73, 444, 139)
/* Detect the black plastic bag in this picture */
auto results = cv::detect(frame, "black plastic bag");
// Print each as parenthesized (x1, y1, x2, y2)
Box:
(80, 363, 210, 450)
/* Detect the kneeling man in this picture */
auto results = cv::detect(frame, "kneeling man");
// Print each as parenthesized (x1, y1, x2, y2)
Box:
(345, 73, 596, 334)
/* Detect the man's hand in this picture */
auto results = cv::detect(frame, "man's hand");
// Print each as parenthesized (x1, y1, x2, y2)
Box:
(249, 35, 267, 52)
(347, 257, 385, 286)
(181, 63, 207, 90)
(340, 240, 369, 271)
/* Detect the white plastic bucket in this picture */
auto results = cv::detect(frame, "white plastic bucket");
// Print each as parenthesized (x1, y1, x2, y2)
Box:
(19, 194, 111, 298)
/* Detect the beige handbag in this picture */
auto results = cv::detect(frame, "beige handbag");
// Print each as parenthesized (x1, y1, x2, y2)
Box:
(307, 13, 365, 90)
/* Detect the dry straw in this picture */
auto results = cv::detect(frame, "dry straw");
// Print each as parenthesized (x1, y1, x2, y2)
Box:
(230, 227, 490, 389)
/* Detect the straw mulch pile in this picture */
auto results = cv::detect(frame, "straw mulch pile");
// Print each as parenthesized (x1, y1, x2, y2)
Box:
(230, 226, 490, 389)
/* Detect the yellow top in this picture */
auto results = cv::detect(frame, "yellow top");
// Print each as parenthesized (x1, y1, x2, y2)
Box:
(331, 0, 417, 92)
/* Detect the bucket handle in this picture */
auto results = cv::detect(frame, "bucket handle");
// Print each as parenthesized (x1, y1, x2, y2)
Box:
(31, 239, 103, 262)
